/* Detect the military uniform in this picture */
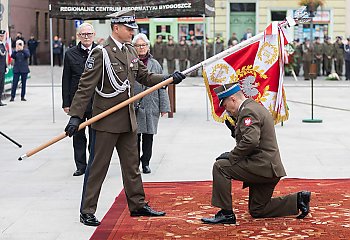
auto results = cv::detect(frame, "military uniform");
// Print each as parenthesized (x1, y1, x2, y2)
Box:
(176, 42, 189, 72)
(188, 41, 202, 77)
(292, 40, 302, 76)
(212, 97, 297, 217)
(334, 38, 344, 76)
(164, 40, 176, 74)
(302, 42, 313, 80)
(201, 83, 310, 225)
(69, 36, 164, 215)
(152, 38, 165, 68)
(313, 39, 323, 76)
(206, 41, 214, 59)
(323, 39, 334, 76)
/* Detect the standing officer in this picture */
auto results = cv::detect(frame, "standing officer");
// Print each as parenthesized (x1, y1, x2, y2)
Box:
(334, 36, 344, 77)
(313, 37, 323, 76)
(176, 39, 189, 72)
(292, 39, 302, 76)
(62, 23, 97, 176)
(302, 38, 313, 80)
(201, 83, 311, 224)
(27, 34, 39, 65)
(152, 35, 165, 69)
(323, 36, 334, 76)
(64, 10, 186, 226)
(0, 30, 7, 106)
(188, 39, 202, 77)
(164, 38, 176, 74)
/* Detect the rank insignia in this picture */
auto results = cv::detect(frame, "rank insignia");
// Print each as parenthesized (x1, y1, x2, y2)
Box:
(244, 117, 252, 126)
(86, 56, 95, 70)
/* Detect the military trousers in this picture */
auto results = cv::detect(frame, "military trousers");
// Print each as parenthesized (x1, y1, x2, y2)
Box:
(179, 59, 188, 72)
(167, 59, 176, 75)
(324, 57, 332, 75)
(80, 129, 146, 214)
(303, 60, 311, 80)
(334, 58, 344, 76)
(212, 159, 298, 218)
(155, 58, 164, 69)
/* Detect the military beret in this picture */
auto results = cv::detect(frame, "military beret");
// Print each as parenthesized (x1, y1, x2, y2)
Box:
(0, 30, 6, 35)
(214, 83, 241, 107)
(107, 9, 138, 29)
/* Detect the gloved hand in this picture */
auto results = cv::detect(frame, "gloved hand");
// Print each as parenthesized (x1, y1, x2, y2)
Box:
(215, 152, 230, 161)
(224, 119, 236, 138)
(164, 71, 186, 84)
(65, 116, 82, 137)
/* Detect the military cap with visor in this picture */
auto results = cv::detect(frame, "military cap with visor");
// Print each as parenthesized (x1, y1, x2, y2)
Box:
(214, 83, 242, 107)
(107, 9, 138, 29)
(0, 30, 6, 35)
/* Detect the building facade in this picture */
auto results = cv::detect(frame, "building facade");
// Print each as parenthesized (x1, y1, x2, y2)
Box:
(8, 0, 75, 64)
(210, 0, 347, 45)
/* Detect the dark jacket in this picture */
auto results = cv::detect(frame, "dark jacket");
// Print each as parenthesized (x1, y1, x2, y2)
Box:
(11, 49, 30, 73)
(27, 38, 39, 52)
(62, 42, 97, 113)
(0, 43, 7, 72)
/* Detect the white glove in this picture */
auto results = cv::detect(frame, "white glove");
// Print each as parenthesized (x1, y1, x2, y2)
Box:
(5, 68, 9, 74)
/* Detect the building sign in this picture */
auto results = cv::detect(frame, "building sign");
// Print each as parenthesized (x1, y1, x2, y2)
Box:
(49, 0, 215, 19)
(312, 10, 330, 23)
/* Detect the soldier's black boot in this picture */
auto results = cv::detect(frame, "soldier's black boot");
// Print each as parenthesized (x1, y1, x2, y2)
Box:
(297, 191, 311, 219)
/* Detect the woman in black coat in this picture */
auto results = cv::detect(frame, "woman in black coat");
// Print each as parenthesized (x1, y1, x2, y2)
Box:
(10, 39, 30, 101)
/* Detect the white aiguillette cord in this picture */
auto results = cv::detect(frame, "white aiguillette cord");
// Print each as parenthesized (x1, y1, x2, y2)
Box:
(94, 46, 131, 98)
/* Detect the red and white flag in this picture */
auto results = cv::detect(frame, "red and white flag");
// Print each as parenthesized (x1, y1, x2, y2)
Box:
(203, 22, 291, 125)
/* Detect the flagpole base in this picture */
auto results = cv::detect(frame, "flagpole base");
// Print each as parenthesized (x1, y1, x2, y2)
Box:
(302, 119, 323, 123)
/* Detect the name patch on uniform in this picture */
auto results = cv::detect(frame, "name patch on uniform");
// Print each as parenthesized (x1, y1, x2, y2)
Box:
(85, 56, 95, 70)
(244, 117, 252, 126)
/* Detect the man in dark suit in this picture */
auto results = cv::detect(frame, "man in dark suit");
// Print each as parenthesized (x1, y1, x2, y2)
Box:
(201, 83, 311, 224)
(10, 39, 30, 101)
(0, 30, 7, 106)
(64, 10, 186, 226)
(62, 23, 97, 176)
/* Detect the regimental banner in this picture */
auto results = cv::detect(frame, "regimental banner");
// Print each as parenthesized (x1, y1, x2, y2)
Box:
(203, 22, 291, 125)
(49, 0, 215, 19)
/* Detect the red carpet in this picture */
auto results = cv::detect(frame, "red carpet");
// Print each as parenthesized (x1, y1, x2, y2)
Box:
(91, 179, 350, 240)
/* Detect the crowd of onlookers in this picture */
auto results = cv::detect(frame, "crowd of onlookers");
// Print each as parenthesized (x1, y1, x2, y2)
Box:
(287, 36, 350, 80)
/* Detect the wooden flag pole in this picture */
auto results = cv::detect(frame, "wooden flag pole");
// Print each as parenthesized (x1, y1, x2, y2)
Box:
(19, 7, 309, 161)
(19, 77, 175, 161)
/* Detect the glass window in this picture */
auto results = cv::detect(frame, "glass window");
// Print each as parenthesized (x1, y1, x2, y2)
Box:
(230, 3, 256, 12)
(271, 11, 287, 21)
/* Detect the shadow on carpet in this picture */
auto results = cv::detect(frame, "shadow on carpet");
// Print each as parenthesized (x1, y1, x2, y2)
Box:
(91, 179, 350, 239)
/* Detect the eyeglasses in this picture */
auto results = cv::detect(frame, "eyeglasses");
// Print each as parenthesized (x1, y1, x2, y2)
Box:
(79, 33, 94, 38)
(134, 44, 148, 49)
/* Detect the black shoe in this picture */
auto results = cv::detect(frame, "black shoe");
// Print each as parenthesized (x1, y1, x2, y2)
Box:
(21, 98, 27, 101)
(80, 213, 100, 226)
(297, 191, 311, 219)
(73, 169, 85, 176)
(0, 102, 6, 106)
(10, 98, 14, 102)
(130, 203, 166, 217)
(142, 165, 151, 174)
(201, 209, 236, 224)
